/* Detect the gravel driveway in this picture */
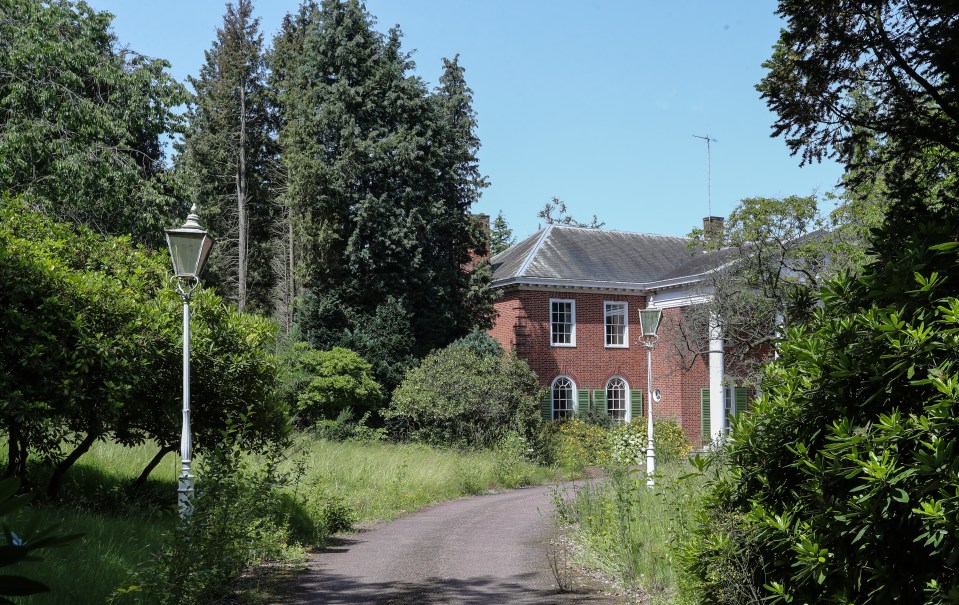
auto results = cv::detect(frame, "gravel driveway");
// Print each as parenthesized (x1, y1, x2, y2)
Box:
(286, 481, 620, 604)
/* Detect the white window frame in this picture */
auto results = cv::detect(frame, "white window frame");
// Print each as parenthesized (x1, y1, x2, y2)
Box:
(606, 376, 630, 422)
(723, 386, 735, 435)
(551, 375, 577, 420)
(549, 298, 576, 347)
(603, 301, 629, 348)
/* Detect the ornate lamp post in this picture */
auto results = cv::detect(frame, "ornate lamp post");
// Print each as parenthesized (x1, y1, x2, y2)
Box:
(165, 205, 214, 516)
(638, 307, 662, 487)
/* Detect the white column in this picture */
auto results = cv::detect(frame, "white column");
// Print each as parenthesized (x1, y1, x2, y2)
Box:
(708, 313, 725, 445)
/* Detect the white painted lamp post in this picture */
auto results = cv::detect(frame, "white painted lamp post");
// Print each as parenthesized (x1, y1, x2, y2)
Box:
(165, 205, 214, 517)
(638, 308, 662, 487)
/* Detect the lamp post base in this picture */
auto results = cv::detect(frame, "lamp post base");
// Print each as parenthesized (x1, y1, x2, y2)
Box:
(646, 441, 656, 487)
(177, 471, 194, 516)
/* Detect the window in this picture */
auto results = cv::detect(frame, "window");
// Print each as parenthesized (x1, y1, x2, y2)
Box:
(723, 386, 734, 435)
(551, 376, 576, 420)
(550, 299, 576, 346)
(606, 377, 629, 421)
(604, 301, 628, 347)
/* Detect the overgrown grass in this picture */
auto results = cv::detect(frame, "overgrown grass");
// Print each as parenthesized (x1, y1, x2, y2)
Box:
(283, 434, 566, 523)
(4, 434, 567, 603)
(554, 462, 706, 604)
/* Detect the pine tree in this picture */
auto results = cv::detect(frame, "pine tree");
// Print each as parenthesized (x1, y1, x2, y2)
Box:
(490, 211, 515, 255)
(179, 0, 276, 311)
(271, 0, 495, 383)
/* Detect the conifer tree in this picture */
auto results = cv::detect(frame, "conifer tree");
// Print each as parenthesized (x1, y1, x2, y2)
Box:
(271, 0, 495, 377)
(179, 0, 276, 311)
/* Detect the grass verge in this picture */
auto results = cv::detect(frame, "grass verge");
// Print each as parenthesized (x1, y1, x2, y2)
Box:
(553, 462, 706, 605)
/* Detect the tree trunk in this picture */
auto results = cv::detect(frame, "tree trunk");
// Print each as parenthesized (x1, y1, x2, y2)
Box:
(46, 432, 97, 500)
(287, 206, 295, 332)
(128, 445, 176, 493)
(4, 421, 18, 479)
(236, 81, 249, 311)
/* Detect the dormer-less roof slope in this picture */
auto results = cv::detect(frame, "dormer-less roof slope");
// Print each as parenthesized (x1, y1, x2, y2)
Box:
(491, 224, 714, 290)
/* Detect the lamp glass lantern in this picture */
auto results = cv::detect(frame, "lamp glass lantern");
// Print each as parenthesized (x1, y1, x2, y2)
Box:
(638, 308, 663, 339)
(165, 205, 215, 283)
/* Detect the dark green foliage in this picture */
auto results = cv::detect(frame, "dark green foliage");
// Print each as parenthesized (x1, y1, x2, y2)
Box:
(685, 207, 959, 604)
(272, 1, 494, 359)
(578, 405, 614, 429)
(0, 0, 188, 245)
(489, 211, 515, 255)
(0, 196, 288, 495)
(449, 330, 504, 358)
(385, 347, 541, 449)
(298, 293, 416, 393)
(758, 1, 959, 168)
(0, 478, 81, 601)
(178, 0, 277, 311)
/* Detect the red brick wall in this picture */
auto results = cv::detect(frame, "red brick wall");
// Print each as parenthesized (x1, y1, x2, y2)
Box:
(489, 288, 711, 444)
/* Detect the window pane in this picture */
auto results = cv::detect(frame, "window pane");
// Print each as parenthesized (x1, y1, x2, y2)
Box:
(551, 301, 573, 345)
(605, 302, 626, 346)
(553, 377, 574, 419)
(607, 377, 627, 421)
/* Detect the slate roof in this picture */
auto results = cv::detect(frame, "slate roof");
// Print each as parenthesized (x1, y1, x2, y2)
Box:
(491, 224, 730, 290)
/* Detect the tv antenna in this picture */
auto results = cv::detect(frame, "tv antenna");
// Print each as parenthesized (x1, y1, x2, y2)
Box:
(693, 134, 715, 217)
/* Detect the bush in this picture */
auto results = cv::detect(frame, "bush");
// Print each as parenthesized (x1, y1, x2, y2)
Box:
(449, 330, 504, 358)
(552, 418, 611, 471)
(314, 410, 387, 443)
(653, 419, 692, 463)
(384, 347, 541, 448)
(279, 343, 382, 427)
(684, 217, 959, 604)
(122, 440, 301, 605)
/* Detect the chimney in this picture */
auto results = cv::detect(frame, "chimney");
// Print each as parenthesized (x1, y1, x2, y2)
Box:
(703, 215, 724, 241)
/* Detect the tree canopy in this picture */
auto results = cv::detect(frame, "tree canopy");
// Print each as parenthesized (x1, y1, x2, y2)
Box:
(0, 0, 187, 245)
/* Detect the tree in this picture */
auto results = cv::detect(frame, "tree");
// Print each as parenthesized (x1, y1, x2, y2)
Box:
(271, 1, 495, 362)
(490, 211, 515, 255)
(179, 0, 277, 312)
(759, 1, 959, 168)
(673, 195, 833, 384)
(0, 0, 188, 245)
(537, 197, 605, 228)
(685, 211, 959, 604)
(0, 196, 288, 496)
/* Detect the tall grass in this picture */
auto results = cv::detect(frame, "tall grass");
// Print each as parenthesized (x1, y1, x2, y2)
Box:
(555, 462, 706, 604)
(4, 434, 566, 603)
(284, 434, 564, 523)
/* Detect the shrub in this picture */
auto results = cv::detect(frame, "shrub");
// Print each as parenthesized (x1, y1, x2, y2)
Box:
(449, 330, 504, 358)
(653, 419, 692, 463)
(384, 347, 541, 448)
(552, 418, 611, 471)
(684, 217, 959, 604)
(122, 440, 301, 605)
(607, 419, 646, 465)
(283, 344, 382, 426)
(314, 410, 387, 443)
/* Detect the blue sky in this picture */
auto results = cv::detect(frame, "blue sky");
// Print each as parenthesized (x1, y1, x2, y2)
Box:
(88, 0, 844, 240)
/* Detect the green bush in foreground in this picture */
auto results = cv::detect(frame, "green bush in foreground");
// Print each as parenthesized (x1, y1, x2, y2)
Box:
(685, 218, 959, 604)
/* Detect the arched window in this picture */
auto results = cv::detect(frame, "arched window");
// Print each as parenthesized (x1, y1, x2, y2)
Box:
(551, 376, 576, 420)
(606, 377, 629, 422)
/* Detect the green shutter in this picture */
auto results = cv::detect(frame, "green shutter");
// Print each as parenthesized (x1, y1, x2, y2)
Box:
(577, 390, 590, 415)
(542, 390, 552, 421)
(735, 387, 748, 417)
(593, 390, 606, 416)
(630, 390, 643, 422)
(701, 389, 711, 445)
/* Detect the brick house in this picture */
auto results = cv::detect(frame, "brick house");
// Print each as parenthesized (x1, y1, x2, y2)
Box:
(487, 221, 747, 447)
